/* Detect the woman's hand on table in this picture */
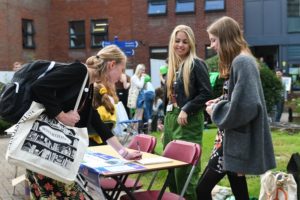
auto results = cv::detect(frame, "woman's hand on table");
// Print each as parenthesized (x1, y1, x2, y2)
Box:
(124, 150, 142, 160)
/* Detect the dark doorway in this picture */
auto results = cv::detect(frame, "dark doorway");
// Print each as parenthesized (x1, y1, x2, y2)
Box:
(250, 45, 279, 70)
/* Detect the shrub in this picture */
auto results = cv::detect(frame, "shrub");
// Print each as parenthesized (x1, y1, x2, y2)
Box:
(206, 56, 224, 99)
(205, 55, 282, 113)
(0, 119, 12, 135)
(0, 81, 4, 91)
(259, 62, 282, 113)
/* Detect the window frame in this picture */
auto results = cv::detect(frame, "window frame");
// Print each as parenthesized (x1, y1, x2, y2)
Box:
(175, 0, 195, 14)
(148, 0, 168, 16)
(90, 19, 109, 48)
(69, 20, 86, 49)
(22, 19, 35, 49)
(149, 47, 168, 60)
(287, 0, 300, 33)
(204, 0, 225, 12)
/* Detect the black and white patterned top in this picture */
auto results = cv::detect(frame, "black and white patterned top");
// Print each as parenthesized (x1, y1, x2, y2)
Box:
(207, 80, 229, 173)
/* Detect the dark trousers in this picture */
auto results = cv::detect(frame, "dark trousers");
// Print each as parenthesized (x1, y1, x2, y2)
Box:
(275, 98, 284, 122)
(196, 167, 249, 200)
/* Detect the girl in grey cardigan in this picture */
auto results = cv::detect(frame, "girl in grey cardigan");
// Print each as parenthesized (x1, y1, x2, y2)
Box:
(196, 16, 276, 200)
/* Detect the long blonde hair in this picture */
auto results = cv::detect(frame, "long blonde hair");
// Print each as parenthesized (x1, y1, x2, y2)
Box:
(166, 25, 198, 98)
(85, 44, 125, 108)
(134, 64, 145, 78)
(207, 16, 252, 79)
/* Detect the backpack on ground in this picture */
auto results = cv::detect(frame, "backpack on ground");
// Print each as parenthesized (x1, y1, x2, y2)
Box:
(0, 60, 79, 123)
(287, 152, 300, 200)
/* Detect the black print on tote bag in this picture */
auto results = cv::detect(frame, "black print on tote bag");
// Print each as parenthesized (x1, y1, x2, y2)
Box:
(21, 113, 78, 169)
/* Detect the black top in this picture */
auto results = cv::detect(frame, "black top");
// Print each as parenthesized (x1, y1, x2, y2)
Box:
(172, 58, 212, 115)
(31, 62, 114, 142)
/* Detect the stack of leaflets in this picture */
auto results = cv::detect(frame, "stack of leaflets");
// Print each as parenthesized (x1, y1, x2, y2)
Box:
(79, 151, 145, 185)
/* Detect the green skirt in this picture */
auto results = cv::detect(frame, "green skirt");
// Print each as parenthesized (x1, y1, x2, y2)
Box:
(163, 107, 204, 200)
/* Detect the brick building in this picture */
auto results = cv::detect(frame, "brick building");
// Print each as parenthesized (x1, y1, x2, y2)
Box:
(0, 0, 242, 72)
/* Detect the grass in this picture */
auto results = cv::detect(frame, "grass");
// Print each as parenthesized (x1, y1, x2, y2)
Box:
(130, 127, 300, 198)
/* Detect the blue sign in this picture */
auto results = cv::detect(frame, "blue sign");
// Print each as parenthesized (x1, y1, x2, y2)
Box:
(101, 41, 114, 47)
(101, 36, 138, 57)
(116, 41, 139, 49)
(123, 49, 135, 56)
(101, 36, 139, 49)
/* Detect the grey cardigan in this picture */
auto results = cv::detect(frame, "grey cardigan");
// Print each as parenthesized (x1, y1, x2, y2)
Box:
(212, 54, 276, 175)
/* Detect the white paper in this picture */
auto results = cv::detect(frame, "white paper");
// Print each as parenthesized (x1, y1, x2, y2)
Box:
(136, 157, 172, 165)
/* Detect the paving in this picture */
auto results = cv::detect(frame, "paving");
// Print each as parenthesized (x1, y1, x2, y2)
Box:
(0, 136, 26, 200)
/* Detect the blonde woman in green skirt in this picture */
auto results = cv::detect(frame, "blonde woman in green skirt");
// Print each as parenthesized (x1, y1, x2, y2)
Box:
(163, 25, 212, 200)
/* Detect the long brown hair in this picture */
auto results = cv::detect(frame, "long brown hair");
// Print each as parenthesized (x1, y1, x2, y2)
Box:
(207, 16, 252, 79)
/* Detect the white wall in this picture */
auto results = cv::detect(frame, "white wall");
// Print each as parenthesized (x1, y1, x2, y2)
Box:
(0, 71, 14, 84)
(150, 59, 166, 89)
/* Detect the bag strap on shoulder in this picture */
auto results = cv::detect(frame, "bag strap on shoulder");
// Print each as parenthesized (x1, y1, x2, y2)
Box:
(37, 61, 56, 79)
(74, 72, 89, 111)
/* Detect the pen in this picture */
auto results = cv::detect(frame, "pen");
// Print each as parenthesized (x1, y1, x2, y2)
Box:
(136, 141, 141, 153)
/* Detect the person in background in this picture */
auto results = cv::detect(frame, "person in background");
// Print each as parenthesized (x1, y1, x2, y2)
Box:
(12, 61, 22, 71)
(274, 68, 285, 122)
(152, 87, 164, 132)
(28, 45, 142, 199)
(115, 69, 131, 117)
(196, 16, 276, 200)
(128, 64, 146, 130)
(142, 74, 155, 133)
(163, 24, 212, 200)
(160, 64, 168, 87)
(11, 60, 29, 199)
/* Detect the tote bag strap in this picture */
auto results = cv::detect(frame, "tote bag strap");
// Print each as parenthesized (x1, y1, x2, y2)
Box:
(74, 72, 89, 111)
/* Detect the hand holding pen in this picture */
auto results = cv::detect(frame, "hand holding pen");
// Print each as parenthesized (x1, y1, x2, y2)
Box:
(137, 141, 141, 153)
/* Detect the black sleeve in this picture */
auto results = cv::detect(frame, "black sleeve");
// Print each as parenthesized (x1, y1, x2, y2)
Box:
(90, 108, 114, 141)
(181, 59, 212, 115)
(31, 63, 87, 118)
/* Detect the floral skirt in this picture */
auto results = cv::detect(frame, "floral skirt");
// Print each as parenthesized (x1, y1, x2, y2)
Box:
(26, 170, 86, 200)
(207, 129, 225, 174)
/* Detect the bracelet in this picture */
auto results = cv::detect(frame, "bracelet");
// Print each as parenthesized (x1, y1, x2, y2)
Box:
(118, 148, 128, 158)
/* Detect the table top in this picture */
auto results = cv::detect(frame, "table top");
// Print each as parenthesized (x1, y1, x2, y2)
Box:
(80, 145, 188, 177)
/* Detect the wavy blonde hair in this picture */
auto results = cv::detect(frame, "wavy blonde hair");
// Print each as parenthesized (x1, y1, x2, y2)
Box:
(166, 25, 198, 98)
(207, 16, 252, 79)
(86, 45, 125, 110)
(134, 64, 145, 78)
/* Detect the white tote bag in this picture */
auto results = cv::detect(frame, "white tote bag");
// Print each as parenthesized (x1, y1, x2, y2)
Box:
(6, 74, 89, 184)
(259, 171, 297, 200)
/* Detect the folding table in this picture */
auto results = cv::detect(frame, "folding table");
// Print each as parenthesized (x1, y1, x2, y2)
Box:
(79, 145, 188, 200)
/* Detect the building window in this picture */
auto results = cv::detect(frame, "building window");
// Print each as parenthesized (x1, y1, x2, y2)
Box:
(205, 0, 225, 11)
(287, 0, 300, 33)
(69, 21, 85, 48)
(22, 19, 35, 49)
(91, 19, 108, 48)
(150, 47, 168, 59)
(148, 0, 167, 15)
(176, 0, 195, 13)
